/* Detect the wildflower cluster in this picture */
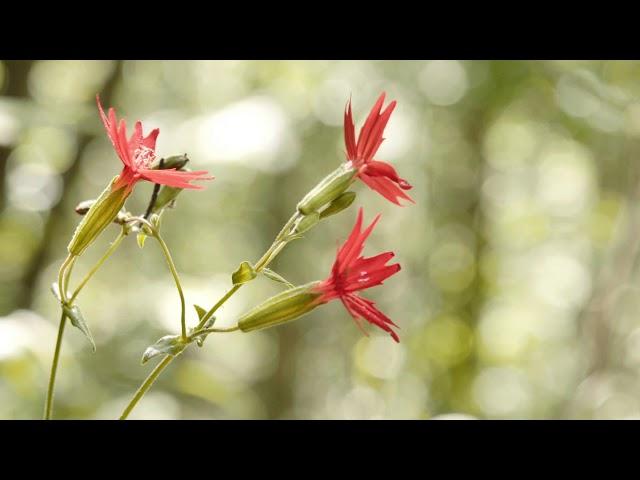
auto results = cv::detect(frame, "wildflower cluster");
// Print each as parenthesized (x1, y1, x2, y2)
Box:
(45, 92, 413, 420)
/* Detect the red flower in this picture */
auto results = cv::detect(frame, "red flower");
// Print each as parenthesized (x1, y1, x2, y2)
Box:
(344, 92, 414, 206)
(97, 95, 212, 193)
(315, 208, 401, 342)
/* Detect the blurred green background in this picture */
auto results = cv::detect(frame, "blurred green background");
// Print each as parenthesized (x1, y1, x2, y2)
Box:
(2, 60, 640, 419)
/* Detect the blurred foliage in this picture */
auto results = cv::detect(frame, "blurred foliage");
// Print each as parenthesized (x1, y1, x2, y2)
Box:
(2, 60, 640, 419)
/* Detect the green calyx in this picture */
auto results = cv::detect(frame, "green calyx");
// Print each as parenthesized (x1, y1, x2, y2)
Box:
(67, 176, 130, 256)
(238, 282, 323, 333)
(297, 163, 357, 215)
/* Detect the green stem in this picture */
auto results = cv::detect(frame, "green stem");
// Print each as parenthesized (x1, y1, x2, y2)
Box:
(197, 285, 240, 330)
(154, 232, 187, 340)
(44, 312, 67, 420)
(57, 254, 75, 303)
(70, 229, 126, 303)
(119, 355, 174, 420)
(192, 325, 240, 336)
(45, 254, 77, 420)
(120, 211, 301, 420)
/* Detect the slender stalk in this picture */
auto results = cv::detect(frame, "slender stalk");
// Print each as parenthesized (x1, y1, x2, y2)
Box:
(197, 285, 240, 329)
(45, 254, 77, 420)
(154, 233, 187, 340)
(57, 254, 75, 302)
(119, 355, 174, 420)
(192, 325, 240, 336)
(70, 229, 126, 303)
(144, 158, 164, 219)
(120, 211, 301, 420)
(197, 212, 300, 329)
(44, 312, 67, 420)
(63, 257, 77, 301)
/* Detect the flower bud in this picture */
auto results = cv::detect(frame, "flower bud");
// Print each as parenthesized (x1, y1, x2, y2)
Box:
(152, 185, 182, 213)
(238, 282, 323, 333)
(67, 177, 130, 256)
(297, 163, 357, 215)
(319, 191, 356, 219)
(151, 154, 190, 170)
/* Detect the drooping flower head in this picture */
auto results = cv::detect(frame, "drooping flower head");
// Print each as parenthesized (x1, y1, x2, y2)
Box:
(96, 95, 212, 193)
(344, 92, 414, 206)
(315, 207, 401, 342)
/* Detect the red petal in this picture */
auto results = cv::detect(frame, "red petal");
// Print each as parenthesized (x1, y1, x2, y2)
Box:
(112, 168, 137, 192)
(340, 297, 370, 337)
(358, 172, 415, 205)
(356, 92, 386, 159)
(344, 263, 401, 293)
(343, 252, 400, 292)
(96, 95, 130, 167)
(128, 121, 143, 161)
(367, 160, 413, 190)
(117, 118, 132, 167)
(343, 97, 358, 163)
(342, 293, 400, 342)
(139, 168, 213, 189)
(333, 208, 381, 278)
(361, 100, 396, 162)
(142, 128, 160, 151)
(332, 207, 364, 277)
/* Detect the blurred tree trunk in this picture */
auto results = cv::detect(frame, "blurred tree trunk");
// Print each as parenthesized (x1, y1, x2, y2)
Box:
(0, 61, 32, 212)
(15, 62, 122, 309)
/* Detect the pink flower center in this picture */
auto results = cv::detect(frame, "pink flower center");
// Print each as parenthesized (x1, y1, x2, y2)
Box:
(133, 146, 156, 170)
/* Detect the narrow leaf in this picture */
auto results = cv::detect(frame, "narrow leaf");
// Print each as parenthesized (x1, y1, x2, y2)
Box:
(194, 304, 208, 320)
(63, 304, 96, 352)
(262, 268, 295, 288)
(141, 335, 187, 364)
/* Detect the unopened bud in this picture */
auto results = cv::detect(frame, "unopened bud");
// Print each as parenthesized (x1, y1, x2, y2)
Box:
(297, 163, 357, 215)
(238, 282, 323, 333)
(319, 191, 356, 219)
(152, 185, 182, 213)
(151, 154, 190, 171)
(67, 177, 130, 256)
(74, 199, 95, 215)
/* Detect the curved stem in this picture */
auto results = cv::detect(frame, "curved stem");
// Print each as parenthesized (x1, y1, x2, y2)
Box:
(119, 355, 174, 420)
(196, 213, 300, 330)
(45, 254, 76, 420)
(44, 312, 67, 420)
(192, 325, 240, 336)
(197, 285, 240, 329)
(57, 254, 75, 303)
(63, 257, 77, 301)
(70, 229, 126, 303)
(154, 233, 187, 340)
(121, 211, 301, 420)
